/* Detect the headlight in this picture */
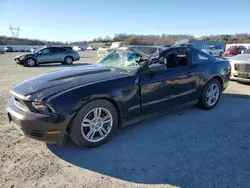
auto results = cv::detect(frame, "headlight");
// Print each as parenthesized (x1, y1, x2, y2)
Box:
(32, 102, 54, 114)
(19, 56, 25, 60)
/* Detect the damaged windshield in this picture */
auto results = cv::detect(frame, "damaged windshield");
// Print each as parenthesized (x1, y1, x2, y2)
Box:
(97, 49, 144, 73)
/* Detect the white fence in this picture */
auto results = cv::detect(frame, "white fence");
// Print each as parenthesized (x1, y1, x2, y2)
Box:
(1, 43, 250, 52)
(0, 45, 76, 52)
(0, 45, 45, 51)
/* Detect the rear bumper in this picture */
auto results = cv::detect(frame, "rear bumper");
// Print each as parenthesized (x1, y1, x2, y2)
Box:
(6, 97, 69, 144)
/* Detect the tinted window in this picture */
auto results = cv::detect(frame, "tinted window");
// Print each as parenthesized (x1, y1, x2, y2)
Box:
(50, 47, 64, 53)
(228, 46, 236, 50)
(63, 47, 72, 51)
(160, 50, 189, 68)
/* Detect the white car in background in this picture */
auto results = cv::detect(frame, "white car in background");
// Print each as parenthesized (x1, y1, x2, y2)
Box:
(202, 45, 224, 56)
(228, 49, 250, 82)
(97, 42, 126, 57)
(73, 46, 82, 51)
(86, 46, 97, 51)
(30, 47, 38, 53)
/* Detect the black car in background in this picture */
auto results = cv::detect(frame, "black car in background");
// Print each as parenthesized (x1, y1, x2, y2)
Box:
(7, 45, 231, 148)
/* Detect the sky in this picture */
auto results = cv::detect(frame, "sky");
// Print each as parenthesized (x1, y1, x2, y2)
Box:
(0, 0, 250, 42)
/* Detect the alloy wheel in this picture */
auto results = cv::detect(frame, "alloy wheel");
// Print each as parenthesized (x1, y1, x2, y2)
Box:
(81, 107, 113, 142)
(206, 84, 220, 106)
(66, 57, 73, 64)
(27, 59, 35, 66)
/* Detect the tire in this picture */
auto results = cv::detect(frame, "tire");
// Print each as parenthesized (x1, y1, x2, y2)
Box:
(70, 100, 119, 148)
(24, 58, 36, 67)
(219, 52, 223, 56)
(198, 79, 222, 110)
(64, 56, 73, 65)
(209, 52, 212, 56)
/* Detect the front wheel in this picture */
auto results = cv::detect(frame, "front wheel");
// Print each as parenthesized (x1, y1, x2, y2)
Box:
(24, 58, 36, 67)
(198, 79, 221, 110)
(70, 100, 118, 148)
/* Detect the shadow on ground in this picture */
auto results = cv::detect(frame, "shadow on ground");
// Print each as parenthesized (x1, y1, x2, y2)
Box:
(48, 94, 250, 187)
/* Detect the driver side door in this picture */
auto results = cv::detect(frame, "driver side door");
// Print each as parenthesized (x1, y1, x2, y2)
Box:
(140, 67, 174, 114)
(37, 48, 53, 64)
(140, 49, 198, 114)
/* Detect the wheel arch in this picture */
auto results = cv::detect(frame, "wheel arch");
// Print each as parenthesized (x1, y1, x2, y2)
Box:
(66, 97, 123, 134)
(211, 75, 224, 89)
(65, 55, 74, 61)
(25, 57, 37, 66)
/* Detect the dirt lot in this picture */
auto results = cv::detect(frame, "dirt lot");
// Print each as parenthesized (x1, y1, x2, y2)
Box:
(0, 52, 250, 188)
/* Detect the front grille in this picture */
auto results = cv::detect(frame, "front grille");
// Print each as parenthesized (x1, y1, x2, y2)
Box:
(30, 130, 44, 138)
(235, 64, 250, 72)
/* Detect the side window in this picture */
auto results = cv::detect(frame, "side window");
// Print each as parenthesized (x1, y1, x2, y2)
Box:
(191, 49, 211, 63)
(50, 47, 63, 53)
(63, 47, 72, 52)
(161, 51, 189, 69)
(40, 48, 50, 54)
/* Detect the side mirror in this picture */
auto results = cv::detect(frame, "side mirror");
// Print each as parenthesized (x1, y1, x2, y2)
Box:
(148, 63, 167, 73)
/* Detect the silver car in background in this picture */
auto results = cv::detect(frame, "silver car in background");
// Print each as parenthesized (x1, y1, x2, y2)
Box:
(14, 46, 80, 67)
(228, 49, 250, 82)
(202, 45, 224, 56)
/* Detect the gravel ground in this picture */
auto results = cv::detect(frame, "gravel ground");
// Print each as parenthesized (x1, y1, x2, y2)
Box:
(0, 52, 250, 188)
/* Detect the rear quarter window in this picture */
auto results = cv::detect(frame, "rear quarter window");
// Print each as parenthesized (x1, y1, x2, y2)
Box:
(191, 49, 214, 64)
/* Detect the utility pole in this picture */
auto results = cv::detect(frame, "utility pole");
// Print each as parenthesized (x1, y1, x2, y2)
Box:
(9, 25, 21, 38)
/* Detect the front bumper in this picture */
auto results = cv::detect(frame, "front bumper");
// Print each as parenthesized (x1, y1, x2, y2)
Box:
(14, 58, 25, 65)
(6, 97, 69, 144)
(231, 71, 250, 82)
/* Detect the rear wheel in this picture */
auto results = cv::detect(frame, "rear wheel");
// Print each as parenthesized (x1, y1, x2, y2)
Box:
(70, 100, 118, 148)
(64, 56, 73, 65)
(198, 79, 221, 110)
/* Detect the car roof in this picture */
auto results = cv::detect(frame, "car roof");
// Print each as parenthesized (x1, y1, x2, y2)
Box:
(118, 45, 167, 58)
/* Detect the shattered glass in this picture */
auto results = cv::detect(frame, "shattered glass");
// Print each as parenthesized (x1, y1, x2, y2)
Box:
(98, 49, 142, 73)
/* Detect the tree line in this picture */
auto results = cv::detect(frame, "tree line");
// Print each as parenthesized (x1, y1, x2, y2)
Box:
(1, 33, 250, 46)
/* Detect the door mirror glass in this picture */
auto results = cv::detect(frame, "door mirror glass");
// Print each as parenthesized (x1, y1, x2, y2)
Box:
(148, 63, 167, 73)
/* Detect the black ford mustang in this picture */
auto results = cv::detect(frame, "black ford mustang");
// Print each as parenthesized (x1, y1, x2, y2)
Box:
(7, 45, 231, 148)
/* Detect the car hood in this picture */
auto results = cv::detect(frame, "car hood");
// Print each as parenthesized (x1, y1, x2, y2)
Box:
(227, 54, 250, 64)
(15, 53, 34, 59)
(11, 65, 127, 101)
